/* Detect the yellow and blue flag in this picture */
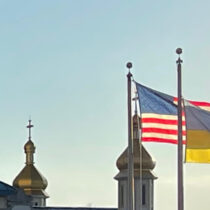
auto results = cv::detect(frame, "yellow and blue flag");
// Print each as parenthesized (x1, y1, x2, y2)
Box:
(185, 100, 210, 163)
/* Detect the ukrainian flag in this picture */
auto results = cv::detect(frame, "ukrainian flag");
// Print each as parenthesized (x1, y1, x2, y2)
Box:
(185, 100, 210, 163)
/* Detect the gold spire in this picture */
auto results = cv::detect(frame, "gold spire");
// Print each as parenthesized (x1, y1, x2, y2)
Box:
(13, 120, 48, 197)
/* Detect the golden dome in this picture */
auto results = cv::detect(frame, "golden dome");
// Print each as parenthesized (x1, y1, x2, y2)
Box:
(116, 139, 156, 171)
(116, 114, 156, 171)
(13, 164, 48, 193)
(24, 140, 35, 153)
(13, 147, 48, 197)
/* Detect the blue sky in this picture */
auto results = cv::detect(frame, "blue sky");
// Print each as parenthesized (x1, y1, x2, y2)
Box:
(0, 1, 210, 209)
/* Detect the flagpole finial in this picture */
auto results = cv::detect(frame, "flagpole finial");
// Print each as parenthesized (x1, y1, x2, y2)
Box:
(126, 62, 133, 77)
(176, 48, 183, 64)
(176, 48, 182, 55)
(126, 62, 132, 69)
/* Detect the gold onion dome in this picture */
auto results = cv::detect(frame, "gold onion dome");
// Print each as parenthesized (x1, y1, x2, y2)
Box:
(13, 120, 48, 197)
(116, 114, 156, 171)
(116, 141, 156, 170)
(13, 164, 48, 196)
(24, 140, 35, 153)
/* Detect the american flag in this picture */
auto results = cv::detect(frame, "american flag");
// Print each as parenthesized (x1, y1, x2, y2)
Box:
(136, 82, 210, 144)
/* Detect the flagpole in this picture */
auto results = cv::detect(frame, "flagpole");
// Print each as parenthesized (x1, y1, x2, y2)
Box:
(126, 62, 135, 210)
(133, 92, 142, 209)
(176, 48, 184, 210)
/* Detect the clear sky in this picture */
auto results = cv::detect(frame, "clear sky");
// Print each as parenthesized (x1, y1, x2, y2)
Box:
(0, 1, 210, 209)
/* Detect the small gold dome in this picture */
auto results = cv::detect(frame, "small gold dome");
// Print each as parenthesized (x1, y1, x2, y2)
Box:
(133, 114, 141, 128)
(24, 140, 35, 153)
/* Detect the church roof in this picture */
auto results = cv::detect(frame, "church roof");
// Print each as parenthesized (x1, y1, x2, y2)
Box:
(34, 208, 117, 210)
(0, 181, 16, 196)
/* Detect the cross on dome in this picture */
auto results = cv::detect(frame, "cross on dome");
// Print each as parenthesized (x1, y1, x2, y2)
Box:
(27, 119, 34, 140)
(133, 91, 138, 115)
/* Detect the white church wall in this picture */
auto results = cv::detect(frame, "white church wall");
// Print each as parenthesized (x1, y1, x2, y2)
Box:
(134, 179, 154, 210)
(118, 180, 127, 210)
(31, 195, 46, 207)
(117, 177, 154, 210)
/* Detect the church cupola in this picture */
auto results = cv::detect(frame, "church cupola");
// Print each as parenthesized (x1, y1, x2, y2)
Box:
(24, 139, 35, 165)
(13, 120, 49, 207)
(115, 114, 157, 210)
(24, 120, 35, 165)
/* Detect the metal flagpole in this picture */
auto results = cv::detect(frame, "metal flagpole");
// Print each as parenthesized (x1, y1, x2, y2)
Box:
(138, 106, 142, 210)
(133, 91, 142, 209)
(176, 48, 184, 210)
(126, 62, 135, 210)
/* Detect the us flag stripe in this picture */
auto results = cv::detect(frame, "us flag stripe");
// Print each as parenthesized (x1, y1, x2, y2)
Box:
(142, 128, 186, 135)
(142, 137, 186, 144)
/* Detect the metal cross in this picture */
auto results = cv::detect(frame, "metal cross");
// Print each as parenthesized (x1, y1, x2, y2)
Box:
(27, 120, 34, 140)
(132, 91, 138, 114)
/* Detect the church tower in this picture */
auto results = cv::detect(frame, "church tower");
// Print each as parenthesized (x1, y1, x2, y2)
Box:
(115, 114, 157, 210)
(13, 120, 49, 207)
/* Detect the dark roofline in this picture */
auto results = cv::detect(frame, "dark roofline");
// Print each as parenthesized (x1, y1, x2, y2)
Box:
(0, 181, 17, 196)
(34, 207, 117, 210)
